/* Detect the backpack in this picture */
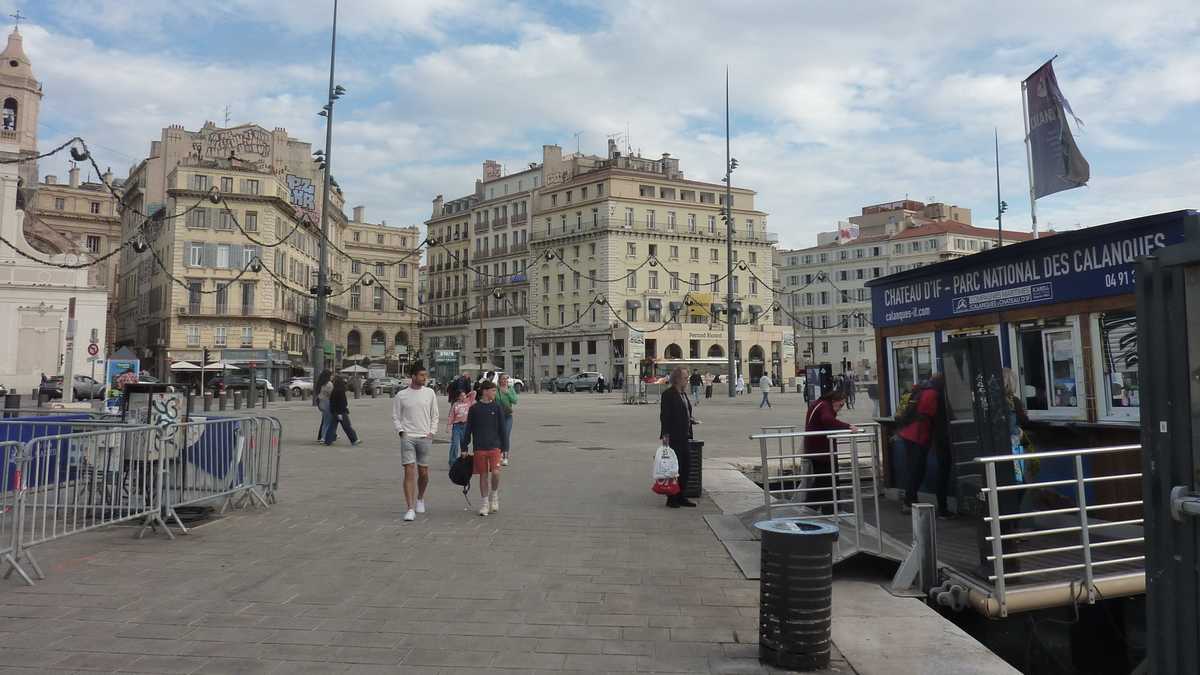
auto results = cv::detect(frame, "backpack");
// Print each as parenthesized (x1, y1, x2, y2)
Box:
(449, 455, 473, 492)
(895, 384, 928, 428)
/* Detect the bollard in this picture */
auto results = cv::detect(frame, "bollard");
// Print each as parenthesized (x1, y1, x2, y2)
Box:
(282, 387, 290, 402)
(371, 386, 377, 399)
(756, 519, 839, 671)
(233, 391, 242, 410)
(265, 390, 273, 405)
(204, 392, 213, 412)
(246, 388, 256, 408)
(683, 440, 704, 499)
(218, 392, 227, 411)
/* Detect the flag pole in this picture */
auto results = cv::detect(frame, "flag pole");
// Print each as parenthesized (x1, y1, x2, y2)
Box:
(1021, 80, 1039, 239)
(995, 128, 1003, 246)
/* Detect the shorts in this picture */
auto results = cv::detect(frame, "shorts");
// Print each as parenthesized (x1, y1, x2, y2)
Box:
(401, 435, 432, 466)
(472, 448, 502, 474)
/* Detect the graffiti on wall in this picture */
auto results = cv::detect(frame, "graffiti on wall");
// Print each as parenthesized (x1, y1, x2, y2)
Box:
(201, 126, 273, 160)
(286, 174, 318, 223)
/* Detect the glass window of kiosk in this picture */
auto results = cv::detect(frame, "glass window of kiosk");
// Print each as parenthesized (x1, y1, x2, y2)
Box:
(886, 333, 935, 413)
(1011, 317, 1085, 420)
(1091, 310, 1139, 421)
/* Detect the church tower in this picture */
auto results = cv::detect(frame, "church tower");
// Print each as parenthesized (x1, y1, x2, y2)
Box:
(0, 24, 42, 189)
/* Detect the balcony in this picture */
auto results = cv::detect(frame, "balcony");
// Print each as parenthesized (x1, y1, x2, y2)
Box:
(511, 241, 528, 254)
(529, 216, 780, 245)
(471, 273, 528, 289)
(474, 222, 489, 234)
(511, 213, 527, 225)
(177, 305, 263, 318)
(418, 316, 469, 328)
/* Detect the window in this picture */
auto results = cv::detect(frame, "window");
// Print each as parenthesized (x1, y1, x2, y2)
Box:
(894, 244, 904, 254)
(558, 305, 565, 324)
(856, 269, 865, 280)
(648, 271, 659, 290)
(581, 187, 588, 199)
(669, 245, 679, 259)
(597, 183, 604, 196)
(244, 211, 258, 232)
(186, 208, 209, 229)
(542, 275, 550, 294)
(1015, 320, 1083, 416)
(214, 326, 227, 347)
(670, 273, 680, 291)
(667, 211, 676, 231)
(750, 278, 758, 295)
(647, 210, 656, 229)
(689, 273, 699, 290)
(353, 231, 361, 242)
(690, 247, 699, 260)
(557, 274, 565, 292)
(376, 263, 386, 276)
(589, 243, 596, 256)
(352, 260, 361, 274)
(1095, 311, 1139, 419)
(215, 244, 230, 268)
(708, 215, 716, 233)
(85, 235, 101, 253)
(627, 307, 638, 322)
(377, 234, 384, 244)
(839, 250, 848, 260)
(732, 276, 739, 294)
(627, 243, 636, 257)
(190, 175, 210, 191)
(889, 335, 934, 410)
(855, 248, 864, 258)
(929, 239, 940, 250)
(710, 248, 719, 262)
(573, 271, 580, 289)
(842, 341, 850, 354)
(396, 287, 407, 310)
(627, 270, 637, 289)
(839, 271, 848, 281)
(216, 211, 234, 230)
(54, 197, 65, 210)
(688, 214, 696, 233)
(220, 177, 233, 193)
(550, 194, 557, 206)
(821, 341, 829, 354)
(186, 325, 200, 347)
(400, 264, 409, 279)
(188, 242, 203, 267)
(709, 274, 719, 289)
(910, 242, 920, 252)
(89, 201, 101, 215)
(625, 208, 634, 227)
(188, 281, 202, 313)
(749, 252, 757, 264)
(588, 270, 596, 289)
(241, 327, 253, 348)
(350, 285, 361, 310)
(566, 190, 572, 203)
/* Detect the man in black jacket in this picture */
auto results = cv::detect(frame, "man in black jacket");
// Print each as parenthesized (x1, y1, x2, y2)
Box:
(660, 367, 697, 508)
(464, 380, 507, 516)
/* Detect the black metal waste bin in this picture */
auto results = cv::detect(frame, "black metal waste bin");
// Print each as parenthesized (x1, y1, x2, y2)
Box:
(756, 519, 839, 671)
(682, 440, 703, 499)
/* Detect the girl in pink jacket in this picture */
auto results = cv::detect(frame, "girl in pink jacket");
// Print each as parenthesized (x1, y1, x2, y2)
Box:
(447, 389, 476, 466)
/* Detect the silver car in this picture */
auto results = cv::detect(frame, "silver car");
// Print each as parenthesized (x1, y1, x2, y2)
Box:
(285, 377, 313, 398)
(553, 371, 603, 392)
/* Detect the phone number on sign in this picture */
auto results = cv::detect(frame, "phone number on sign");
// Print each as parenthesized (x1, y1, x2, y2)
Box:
(1104, 270, 1135, 289)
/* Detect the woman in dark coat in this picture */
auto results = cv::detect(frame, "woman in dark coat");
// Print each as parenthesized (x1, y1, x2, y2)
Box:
(803, 390, 857, 514)
(659, 367, 696, 508)
(324, 377, 361, 446)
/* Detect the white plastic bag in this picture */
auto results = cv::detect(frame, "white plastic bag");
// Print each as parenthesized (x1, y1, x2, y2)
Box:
(652, 445, 679, 480)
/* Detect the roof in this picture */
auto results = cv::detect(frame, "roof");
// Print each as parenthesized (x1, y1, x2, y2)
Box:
(889, 220, 1036, 241)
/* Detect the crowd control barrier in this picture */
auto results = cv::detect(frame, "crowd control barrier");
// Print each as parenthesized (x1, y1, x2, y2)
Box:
(0, 415, 283, 586)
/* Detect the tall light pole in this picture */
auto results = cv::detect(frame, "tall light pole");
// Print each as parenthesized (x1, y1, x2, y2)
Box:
(724, 68, 737, 397)
(312, 0, 340, 384)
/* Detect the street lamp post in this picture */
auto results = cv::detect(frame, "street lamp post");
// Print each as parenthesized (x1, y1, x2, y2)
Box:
(311, 0, 342, 386)
(724, 68, 737, 398)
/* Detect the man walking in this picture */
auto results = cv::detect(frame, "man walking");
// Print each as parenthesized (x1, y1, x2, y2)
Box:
(759, 372, 773, 408)
(689, 370, 703, 406)
(464, 380, 507, 516)
(392, 364, 439, 522)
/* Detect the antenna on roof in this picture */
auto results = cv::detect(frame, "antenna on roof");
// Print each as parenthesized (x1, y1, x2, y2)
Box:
(223, 104, 231, 126)
(573, 130, 583, 155)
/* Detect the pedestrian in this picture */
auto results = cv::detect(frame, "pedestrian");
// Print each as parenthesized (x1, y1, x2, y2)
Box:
(496, 373, 518, 466)
(689, 370, 702, 406)
(392, 363, 440, 522)
(804, 389, 857, 514)
(898, 374, 950, 517)
(323, 377, 361, 446)
(660, 367, 697, 508)
(759, 372, 773, 408)
(315, 370, 334, 443)
(735, 373, 745, 395)
(447, 387, 476, 467)
(449, 370, 471, 404)
(464, 380, 507, 516)
(595, 374, 607, 393)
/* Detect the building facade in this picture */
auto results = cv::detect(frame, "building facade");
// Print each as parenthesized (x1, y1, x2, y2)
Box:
(529, 141, 793, 387)
(779, 199, 1031, 379)
(115, 122, 355, 382)
(341, 205, 420, 374)
(421, 193, 472, 384)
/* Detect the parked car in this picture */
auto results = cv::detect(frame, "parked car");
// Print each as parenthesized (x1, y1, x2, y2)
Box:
(285, 376, 313, 398)
(207, 375, 274, 394)
(40, 375, 105, 400)
(553, 371, 604, 392)
(477, 370, 525, 392)
(370, 377, 404, 395)
(138, 374, 160, 383)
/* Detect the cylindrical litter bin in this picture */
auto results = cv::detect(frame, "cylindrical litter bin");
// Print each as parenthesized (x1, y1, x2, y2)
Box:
(756, 519, 839, 671)
(683, 440, 703, 499)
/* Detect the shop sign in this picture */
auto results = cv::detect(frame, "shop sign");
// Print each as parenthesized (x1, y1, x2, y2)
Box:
(871, 214, 1187, 327)
(435, 350, 458, 363)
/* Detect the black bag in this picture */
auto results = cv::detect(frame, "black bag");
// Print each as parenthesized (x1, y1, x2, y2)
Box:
(449, 455, 473, 491)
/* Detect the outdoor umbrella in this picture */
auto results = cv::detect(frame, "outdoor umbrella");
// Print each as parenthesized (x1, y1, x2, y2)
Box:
(170, 361, 201, 371)
(205, 361, 242, 371)
(340, 365, 369, 374)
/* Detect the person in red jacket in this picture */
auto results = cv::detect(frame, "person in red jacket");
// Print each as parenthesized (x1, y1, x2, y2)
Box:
(804, 390, 858, 514)
(898, 374, 950, 516)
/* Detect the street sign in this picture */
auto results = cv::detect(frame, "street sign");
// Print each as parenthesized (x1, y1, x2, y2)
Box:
(87, 343, 99, 356)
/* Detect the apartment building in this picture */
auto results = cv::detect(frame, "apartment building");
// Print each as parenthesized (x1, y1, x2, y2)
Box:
(529, 141, 794, 386)
(421, 192, 473, 384)
(341, 205, 420, 373)
(779, 199, 1032, 378)
(116, 122, 351, 381)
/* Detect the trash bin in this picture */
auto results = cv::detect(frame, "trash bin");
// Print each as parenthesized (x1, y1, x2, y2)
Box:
(705, 385, 713, 399)
(756, 518, 839, 671)
(683, 440, 703, 499)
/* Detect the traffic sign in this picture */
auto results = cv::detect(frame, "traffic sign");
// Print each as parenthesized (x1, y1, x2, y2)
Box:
(87, 343, 99, 356)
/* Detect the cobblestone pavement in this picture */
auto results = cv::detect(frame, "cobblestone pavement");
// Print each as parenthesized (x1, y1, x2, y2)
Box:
(0, 391, 858, 674)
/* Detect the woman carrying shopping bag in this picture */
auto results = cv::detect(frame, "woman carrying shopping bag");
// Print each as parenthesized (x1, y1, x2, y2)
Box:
(496, 374, 518, 466)
(324, 376, 361, 446)
(660, 367, 697, 508)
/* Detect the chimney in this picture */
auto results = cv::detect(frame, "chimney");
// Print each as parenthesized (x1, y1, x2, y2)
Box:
(607, 138, 617, 159)
(482, 160, 502, 181)
(68, 166, 80, 188)
(432, 194, 444, 217)
(45, 175, 56, 185)
(353, 205, 364, 222)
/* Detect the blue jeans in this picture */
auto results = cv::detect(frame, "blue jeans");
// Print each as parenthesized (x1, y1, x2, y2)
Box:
(502, 415, 514, 456)
(760, 392, 771, 408)
(324, 412, 358, 445)
(449, 422, 467, 466)
(317, 400, 334, 440)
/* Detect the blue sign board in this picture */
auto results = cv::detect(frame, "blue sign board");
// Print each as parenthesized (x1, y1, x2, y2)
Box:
(870, 212, 1190, 328)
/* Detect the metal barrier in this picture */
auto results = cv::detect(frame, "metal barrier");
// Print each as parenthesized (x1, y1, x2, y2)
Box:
(750, 426, 883, 559)
(0, 441, 29, 584)
(977, 443, 1144, 617)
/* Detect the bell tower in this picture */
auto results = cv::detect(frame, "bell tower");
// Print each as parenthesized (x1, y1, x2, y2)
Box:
(0, 15, 42, 190)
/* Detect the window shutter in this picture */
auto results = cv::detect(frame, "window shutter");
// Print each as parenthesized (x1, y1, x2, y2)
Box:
(204, 243, 217, 268)
(230, 244, 243, 269)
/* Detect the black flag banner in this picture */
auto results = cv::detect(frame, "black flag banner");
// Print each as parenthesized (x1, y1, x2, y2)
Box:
(1024, 60, 1090, 199)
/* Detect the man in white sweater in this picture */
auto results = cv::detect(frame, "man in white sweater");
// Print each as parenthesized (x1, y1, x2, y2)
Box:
(392, 364, 439, 522)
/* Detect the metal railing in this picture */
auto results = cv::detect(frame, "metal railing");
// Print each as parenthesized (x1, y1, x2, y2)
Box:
(977, 443, 1144, 617)
(0, 415, 283, 586)
(750, 423, 884, 559)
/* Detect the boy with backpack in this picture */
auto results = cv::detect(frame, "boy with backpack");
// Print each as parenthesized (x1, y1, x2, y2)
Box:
(463, 380, 508, 516)
(896, 374, 951, 517)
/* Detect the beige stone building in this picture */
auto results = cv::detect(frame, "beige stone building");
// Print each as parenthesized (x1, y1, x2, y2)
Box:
(421, 194, 473, 384)
(341, 205, 420, 373)
(779, 199, 1031, 379)
(115, 122, 357, 382)
(530, 141, 792, 387)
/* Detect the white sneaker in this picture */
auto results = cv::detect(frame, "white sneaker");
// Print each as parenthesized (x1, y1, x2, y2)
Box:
(501, 456, 509, 466)
(489, 493, 499, 513)
(415, 499, 426, 514)
(403, 509, 415, 522)
(478, 501, 490, 517)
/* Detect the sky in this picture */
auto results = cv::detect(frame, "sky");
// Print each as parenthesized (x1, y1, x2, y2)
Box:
(9, 0, 1200, 249)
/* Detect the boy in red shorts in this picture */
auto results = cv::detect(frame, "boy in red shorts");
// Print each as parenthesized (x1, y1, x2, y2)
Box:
(463, 380, 507, 516)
